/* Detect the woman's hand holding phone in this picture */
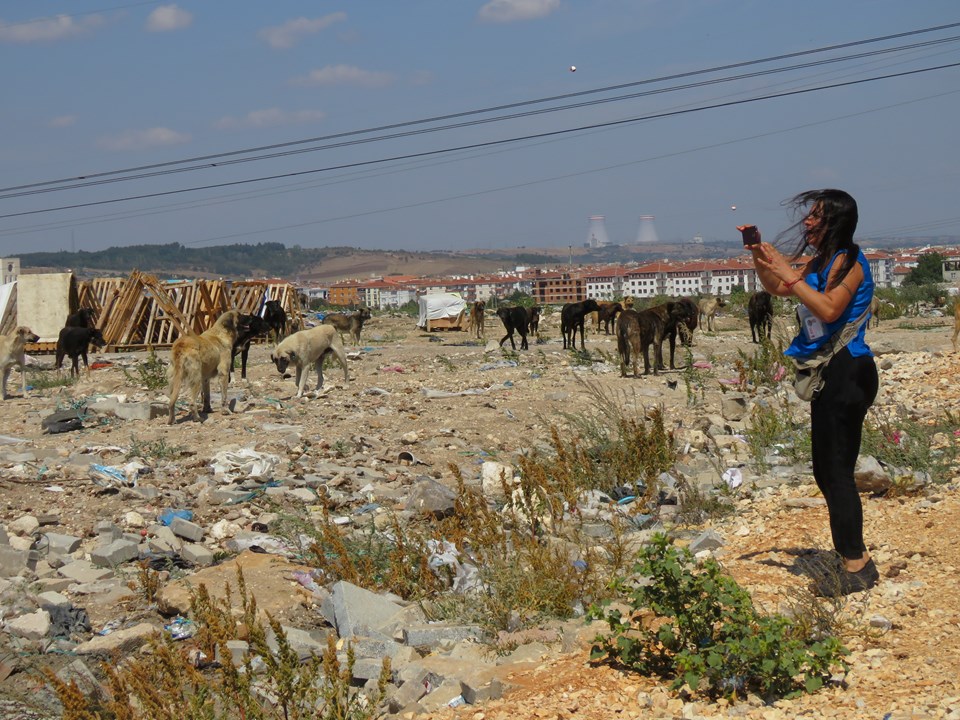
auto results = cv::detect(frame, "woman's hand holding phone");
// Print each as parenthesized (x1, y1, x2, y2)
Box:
(737, 225, 760, 246)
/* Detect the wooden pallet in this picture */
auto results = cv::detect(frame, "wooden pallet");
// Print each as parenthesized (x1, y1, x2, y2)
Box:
(76, 273, 303, 351)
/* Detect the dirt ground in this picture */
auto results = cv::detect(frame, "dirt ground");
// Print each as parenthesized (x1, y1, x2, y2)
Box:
(1, 306, 958, 719)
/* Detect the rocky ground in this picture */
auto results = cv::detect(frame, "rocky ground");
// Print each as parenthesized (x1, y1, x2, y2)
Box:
(0, 307, 957, 719)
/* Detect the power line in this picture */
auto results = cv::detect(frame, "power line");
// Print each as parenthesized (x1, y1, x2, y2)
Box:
(3, 61, 959, 222)
(4, 32, 958, 202)
(3, 19, 959, 196)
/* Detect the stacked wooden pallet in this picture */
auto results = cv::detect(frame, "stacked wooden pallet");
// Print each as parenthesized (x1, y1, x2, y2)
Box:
(75, 273, 303, 351)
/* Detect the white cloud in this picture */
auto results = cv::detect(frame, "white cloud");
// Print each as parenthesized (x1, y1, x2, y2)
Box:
(259, 12, 346, 50)
(478, 0, 560, 23)
(0, 14, 104, 43)
(146, 4, 193, 32)
(291, 64, 392, 88)
(48, 115, 77, 128)
(97, 127, 191, 152)
(214, 108, 326, 130)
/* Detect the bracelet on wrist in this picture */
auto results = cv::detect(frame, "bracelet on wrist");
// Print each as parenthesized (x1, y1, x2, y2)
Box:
(783, 276, 803, 290)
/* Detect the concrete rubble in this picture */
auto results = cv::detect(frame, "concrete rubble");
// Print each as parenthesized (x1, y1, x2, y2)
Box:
(0, 312, 957, 719)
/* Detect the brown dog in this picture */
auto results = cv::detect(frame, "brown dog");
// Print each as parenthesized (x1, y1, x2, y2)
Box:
(953, 299, 960, 352)
(167, 309, 244, 424)
(0, 326, 40, 400)
(322, 307, 372, 346)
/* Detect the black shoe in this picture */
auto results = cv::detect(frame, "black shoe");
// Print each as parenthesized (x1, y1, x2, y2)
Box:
(811, 559, 880, 597)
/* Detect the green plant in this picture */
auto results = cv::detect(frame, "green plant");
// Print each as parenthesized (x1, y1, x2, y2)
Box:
(135, 560, 163, 604)
(434, 355, 457, 372)
(26, 370, 76, 390)
(589, 535, 848, 701)
(734, 338, 788, 391)
(743, 399, 811, 470)
(47, 568, 391, 719)
(860, 408, 960, 488)
(127, 435, 183, 460)
(123, 349, 168, 390)
(681, 348, 709, 406)
(673, 476, 735, 526)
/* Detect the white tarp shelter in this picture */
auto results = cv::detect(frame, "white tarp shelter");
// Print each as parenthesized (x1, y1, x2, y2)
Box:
(16, 273, 78, 342)
(417, 292, 467, 331)
(0, 282, 15, 335)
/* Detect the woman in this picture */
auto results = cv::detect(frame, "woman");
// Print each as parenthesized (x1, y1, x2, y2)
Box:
(745, 189, 879, 596)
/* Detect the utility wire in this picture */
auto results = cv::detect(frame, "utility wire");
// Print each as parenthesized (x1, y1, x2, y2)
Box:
(3, 19, 959, 195)
(2, 61, 958, 222)
(4, 33, 958, 201)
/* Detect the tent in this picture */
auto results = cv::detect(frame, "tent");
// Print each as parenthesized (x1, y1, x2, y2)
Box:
(417, 293, 467, 331)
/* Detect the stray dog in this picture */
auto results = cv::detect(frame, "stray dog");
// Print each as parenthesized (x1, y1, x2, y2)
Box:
(55, 326, 106, 378)
(270, 324, 348, 398)
(322, 307, 372, 346)
(0, 326, 40, 400)
(167, 309, 245, 424)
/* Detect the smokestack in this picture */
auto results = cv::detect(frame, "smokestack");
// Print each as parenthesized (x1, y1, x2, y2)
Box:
(585, 215, 611, 248)
(634, 215, 659, 245)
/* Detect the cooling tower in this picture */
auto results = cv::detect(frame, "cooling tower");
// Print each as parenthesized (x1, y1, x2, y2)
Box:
(634, 215, 659, 245)
(585, 215, 611, 248)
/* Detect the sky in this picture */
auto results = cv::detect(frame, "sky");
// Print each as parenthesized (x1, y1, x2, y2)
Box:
(2, 1, 960, 256)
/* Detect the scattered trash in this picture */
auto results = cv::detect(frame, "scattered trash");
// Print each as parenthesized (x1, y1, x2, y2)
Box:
(421, 382, 512, 399)
(42, 408, 86, 434)
(0, 435, 28, 445)
(89, 361, 114, 370)
(158, 508, 194, 526)
(448, 695, 466, 708)
(165, 616, 196, 641)
(380, 365, 405, 373)
(210, 448, 280, 482)
(98, 619, 123, 636)
(398, 450, 427, 466)
(572, 559, 588, 572)
(44, 486, 64, 492)
(479, 360, 518, 371)
(90, 464, 135, 488)
(722, 467, 743, 489)
(693, 361, 713, 369)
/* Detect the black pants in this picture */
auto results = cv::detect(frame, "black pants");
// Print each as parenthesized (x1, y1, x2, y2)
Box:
(810, 347, 879, 560)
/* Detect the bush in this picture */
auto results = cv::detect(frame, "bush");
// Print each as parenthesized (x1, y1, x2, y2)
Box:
(589, 535, 848, 701)
(47, 568, 390, 719)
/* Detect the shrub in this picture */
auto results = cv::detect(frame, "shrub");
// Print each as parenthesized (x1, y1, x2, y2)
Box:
(860, 408, 960, 488)
(47, 568, 390, 719)
(123, 349, 168, 390)
(589, 535, 848, 701)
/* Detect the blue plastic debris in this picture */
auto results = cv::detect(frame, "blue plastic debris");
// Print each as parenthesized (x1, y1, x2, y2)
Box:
(164, 616, 196, 641)
(158, 509, 193, 526)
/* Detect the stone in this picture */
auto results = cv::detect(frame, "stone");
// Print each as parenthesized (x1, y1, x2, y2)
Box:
(74, 623, 159, 655)
(43, 533, 82, 555)
(855, 455, 892, 494)
(403, 623, 485, 648)
(720, 394, 749, 421)
(8, 515, 39, 537)
(6, 609, 51, 639)
(0, 545, 31, 576)
(688, 529, 725, 553)
(90, 539, 140, 568)
(158, 550, 315, 620)
(405, 478, 457, 519)
(58, 560, 114, 584)
(180, 543, 215, 567)
(480, 461, 516, 496)
(327, 580, 412, 638)
(169, 516, 204, 542)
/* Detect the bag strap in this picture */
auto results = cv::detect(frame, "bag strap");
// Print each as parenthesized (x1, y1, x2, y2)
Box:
(793, 303, 870, 371)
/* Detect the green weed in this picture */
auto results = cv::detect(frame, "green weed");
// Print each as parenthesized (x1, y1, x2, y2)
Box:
(588, 535, 848, 701)
(123, 350, 168, 390)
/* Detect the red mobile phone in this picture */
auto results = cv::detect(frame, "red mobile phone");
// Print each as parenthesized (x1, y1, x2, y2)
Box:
(739, 225, 760, 246)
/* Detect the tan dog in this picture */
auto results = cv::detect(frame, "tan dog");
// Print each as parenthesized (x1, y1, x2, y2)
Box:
(270, 324, 348, 398)
(167, 309, 244, 424)
(0, 326, 40, 400)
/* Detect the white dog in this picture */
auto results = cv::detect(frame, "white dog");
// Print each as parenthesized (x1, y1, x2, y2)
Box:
(270, 324, 348, 398)
(0, 326, 40, 400)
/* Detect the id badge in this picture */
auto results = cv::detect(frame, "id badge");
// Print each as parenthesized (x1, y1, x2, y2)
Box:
(797, 304, 826, 342)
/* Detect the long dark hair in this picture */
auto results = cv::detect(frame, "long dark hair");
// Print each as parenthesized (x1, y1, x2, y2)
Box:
(778, 189, 859, 289)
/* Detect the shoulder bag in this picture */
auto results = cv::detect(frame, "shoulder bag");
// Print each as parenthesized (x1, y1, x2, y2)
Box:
(792, 305, 871, 402)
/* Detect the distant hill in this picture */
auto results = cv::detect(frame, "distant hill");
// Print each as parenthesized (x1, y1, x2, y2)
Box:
(17, 236, 956, 284)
